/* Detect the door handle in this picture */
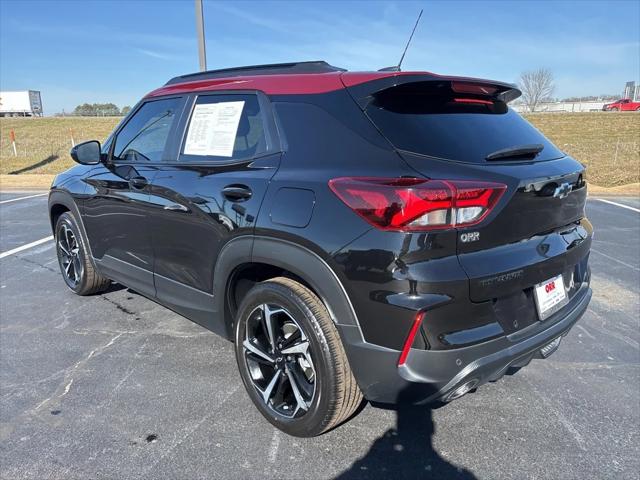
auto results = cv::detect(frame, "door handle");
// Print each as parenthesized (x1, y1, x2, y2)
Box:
(163, 203, 189, 212)
(222, 185, 252, 201)
(129, 176, 148, 189)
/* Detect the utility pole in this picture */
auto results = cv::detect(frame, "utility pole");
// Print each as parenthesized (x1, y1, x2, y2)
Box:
(195, 0, 207, 71)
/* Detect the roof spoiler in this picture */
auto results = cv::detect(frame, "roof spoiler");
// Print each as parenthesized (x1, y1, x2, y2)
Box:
(342, 73, 521, 109)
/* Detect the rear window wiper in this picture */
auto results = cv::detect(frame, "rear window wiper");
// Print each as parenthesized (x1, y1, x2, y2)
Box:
(485, 144, 544, 161)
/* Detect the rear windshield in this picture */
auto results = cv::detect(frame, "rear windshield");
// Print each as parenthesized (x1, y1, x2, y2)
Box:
(365, 82, 563, 163)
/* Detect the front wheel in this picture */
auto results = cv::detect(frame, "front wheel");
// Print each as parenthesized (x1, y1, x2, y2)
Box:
(234, 277, 363, 437)
(55, 212, 110, 295)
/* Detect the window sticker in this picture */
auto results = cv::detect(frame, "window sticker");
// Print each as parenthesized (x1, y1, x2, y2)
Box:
(184, 101, 245, 157)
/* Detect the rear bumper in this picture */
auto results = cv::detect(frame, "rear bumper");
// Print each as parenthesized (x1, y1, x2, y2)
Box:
(339, 284, 591, 404)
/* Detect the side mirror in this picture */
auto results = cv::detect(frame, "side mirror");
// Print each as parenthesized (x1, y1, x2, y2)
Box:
(70, 140, 102, 165)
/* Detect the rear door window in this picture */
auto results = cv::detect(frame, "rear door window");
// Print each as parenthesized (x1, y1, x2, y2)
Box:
(180, 94, 266, 162)
(365, 81, 563, 163)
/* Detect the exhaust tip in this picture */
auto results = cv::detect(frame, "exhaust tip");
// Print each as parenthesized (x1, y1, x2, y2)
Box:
(540, 336, 562, 358)
(445, 379, 479, 402)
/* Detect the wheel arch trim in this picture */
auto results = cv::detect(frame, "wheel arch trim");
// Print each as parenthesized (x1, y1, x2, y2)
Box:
(48, 190, 97, 267)
(214, 235, 363, 339)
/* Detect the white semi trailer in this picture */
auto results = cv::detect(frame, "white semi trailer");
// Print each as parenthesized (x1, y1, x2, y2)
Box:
(0, 90, 43, 117)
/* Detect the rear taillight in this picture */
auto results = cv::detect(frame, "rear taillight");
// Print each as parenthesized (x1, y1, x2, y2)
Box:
(328, 177, 506, 231)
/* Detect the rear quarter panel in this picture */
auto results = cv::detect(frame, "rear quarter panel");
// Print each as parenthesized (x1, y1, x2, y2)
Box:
(255, 91, 463, 349)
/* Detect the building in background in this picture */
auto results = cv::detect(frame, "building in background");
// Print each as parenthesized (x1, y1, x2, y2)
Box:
(623, 81, 639, 101)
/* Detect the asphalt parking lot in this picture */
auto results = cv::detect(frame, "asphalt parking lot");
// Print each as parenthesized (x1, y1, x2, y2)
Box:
(0, 191, 638, 480)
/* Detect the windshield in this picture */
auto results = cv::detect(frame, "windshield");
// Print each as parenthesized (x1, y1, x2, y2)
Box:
(365, 82, 564, 163)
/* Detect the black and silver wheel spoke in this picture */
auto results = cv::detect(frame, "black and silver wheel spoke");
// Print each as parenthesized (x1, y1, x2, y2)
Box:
(72, 256, 82, 283)
(58, 241, 71, 257)
(285, 364, 311, 415)
(281, 339, 310, 360)
(243, 338, 275, 364)
(57, 224, 83, 287)
(260, 304, 284, 352)
(64, 226, 74, 250)
(64, 259, 73, 276)
(243, 303, 316, 418)
(257, 370, 281, 404)
(280, 328, 302, 350)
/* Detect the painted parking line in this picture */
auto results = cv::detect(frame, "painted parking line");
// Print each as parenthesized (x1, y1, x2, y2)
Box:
(0, 236, 53, 259)
(593, 198, 640, 213)
(591, 248, 640, 272)
(0, 193, 48, 205)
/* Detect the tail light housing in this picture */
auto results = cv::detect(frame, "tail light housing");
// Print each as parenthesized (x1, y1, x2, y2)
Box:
(328, 177, 506, 231)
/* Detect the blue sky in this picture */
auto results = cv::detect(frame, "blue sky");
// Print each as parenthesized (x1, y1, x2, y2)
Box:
(1, 0, 638, 114)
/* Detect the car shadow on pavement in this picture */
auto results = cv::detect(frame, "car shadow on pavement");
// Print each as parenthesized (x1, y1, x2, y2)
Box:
(334, 386, 477, 480)
(8, 154, 59, 174)
(102, 282, 128, 294)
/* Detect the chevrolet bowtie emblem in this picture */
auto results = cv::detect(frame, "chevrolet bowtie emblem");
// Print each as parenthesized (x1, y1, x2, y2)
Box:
(553, 182, 573, 199)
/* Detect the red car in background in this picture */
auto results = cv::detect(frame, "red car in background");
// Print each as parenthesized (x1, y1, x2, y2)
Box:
(602, 98, 640, 111)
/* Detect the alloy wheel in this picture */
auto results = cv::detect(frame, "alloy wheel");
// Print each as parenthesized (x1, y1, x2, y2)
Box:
(242, 303, 316, 418)
(57, 224, 83, 287)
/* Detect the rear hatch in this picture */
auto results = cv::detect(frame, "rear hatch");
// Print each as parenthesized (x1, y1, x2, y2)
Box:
(348, 75, 591, 332)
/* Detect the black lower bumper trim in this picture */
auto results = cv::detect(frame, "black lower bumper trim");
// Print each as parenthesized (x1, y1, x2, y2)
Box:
(338, 286, 591, 404)
(399, 286, 592, 403)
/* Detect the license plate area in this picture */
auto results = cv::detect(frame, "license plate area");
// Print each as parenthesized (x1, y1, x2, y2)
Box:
(534, 274, 568, 321)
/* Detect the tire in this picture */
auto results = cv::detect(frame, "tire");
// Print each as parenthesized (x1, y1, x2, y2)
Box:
(55, 212, 110, 295)
(234, 277, 363, 437)
(610, 107, 619, 111)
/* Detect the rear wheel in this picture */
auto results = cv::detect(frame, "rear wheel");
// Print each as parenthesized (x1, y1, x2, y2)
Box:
(55, 212, 110, 295)
(234, 277, 363, 437)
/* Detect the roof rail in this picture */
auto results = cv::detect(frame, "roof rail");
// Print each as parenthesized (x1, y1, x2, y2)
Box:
(165, 61, 346, 85)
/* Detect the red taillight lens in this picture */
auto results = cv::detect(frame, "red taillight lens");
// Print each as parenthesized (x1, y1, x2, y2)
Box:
(328, 177, 506, 231)
(452, 97, 494, 105)
(451, 82, 499, 96)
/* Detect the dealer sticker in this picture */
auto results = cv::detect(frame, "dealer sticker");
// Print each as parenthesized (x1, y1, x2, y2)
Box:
(184, 101, 245, 157)
(534, 274, 568, 321)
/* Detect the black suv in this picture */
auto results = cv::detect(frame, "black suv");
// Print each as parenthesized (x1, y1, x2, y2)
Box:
(49, 61, 592, 437)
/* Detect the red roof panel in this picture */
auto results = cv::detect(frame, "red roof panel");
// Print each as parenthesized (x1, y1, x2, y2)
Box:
(144, 68, 518, 100)
(146, 72, 346, 97)
(145, 70, 444, 98)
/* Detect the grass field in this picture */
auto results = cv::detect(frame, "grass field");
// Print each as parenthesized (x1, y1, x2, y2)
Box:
(0, 112, 638, 187)
(0, 117, 120, 176)
(525, 112, 639, 187)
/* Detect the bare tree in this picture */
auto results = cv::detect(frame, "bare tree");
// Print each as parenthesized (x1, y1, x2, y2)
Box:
(518, 68, 555, 112)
